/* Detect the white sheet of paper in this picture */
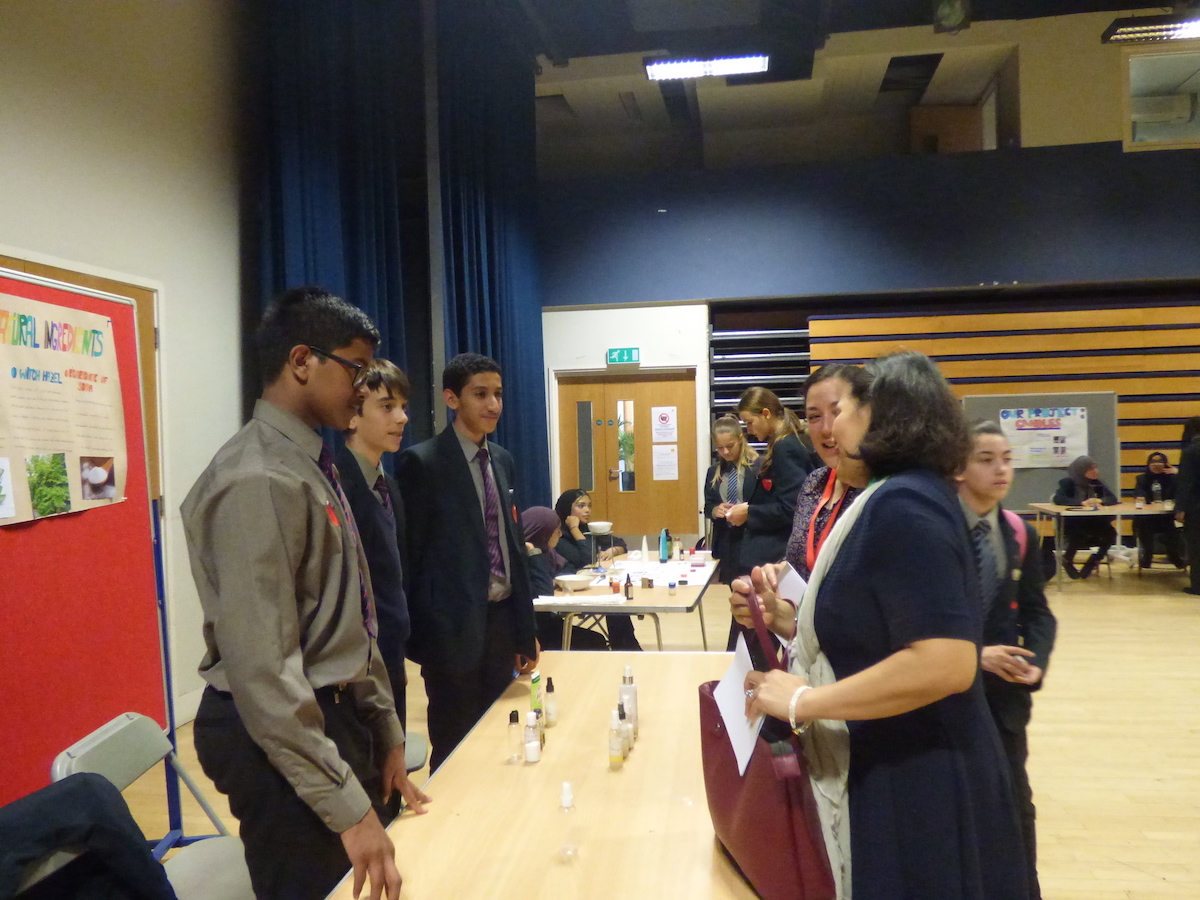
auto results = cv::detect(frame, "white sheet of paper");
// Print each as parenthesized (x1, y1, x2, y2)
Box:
(652, 444, 678, 480)
(713, 633, 765, 776)
(776, 561, 808, 608)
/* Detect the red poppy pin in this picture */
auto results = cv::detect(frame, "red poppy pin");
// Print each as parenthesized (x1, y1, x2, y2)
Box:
(325, 502, 340, 527)
(511, 504, 519, 524)
(762, 478, 773, 492)
(1010, 601, 1019, 610)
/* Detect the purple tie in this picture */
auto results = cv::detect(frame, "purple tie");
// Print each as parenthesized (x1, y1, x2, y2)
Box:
(317, 445, 377, 640)
(374, 474, 394, 519)
(475, 446, 505, 579)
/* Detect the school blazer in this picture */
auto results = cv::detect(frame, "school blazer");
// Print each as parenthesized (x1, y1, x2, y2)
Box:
(395, 426, 536, 671)
(983, 507, 1058, 734)
(335, 445, 410, 677)
(736, 433, 819, 574)
(1175, 438, 1200, 516)
(703, 463, 745, 584)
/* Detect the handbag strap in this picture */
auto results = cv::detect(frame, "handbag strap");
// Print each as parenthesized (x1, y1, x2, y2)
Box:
(745, 583, 785, 671)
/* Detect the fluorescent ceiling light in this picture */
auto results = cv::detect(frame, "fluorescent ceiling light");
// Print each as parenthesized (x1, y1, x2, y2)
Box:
(644, 55, 769, 81)
(1102, 13, 1200, 44)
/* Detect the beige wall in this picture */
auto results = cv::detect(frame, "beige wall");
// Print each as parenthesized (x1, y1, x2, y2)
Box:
(0, 1, 242, 723)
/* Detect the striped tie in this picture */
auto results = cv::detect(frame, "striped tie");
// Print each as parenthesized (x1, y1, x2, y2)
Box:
(373, 474, 394, 520)
(476, 446, 506, 579)
(317, 445, 377, 639)
(971, 519, 1001, 609)
(723, 466, 740, 505)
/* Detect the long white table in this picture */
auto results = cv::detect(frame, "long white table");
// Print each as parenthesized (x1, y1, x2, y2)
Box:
(533, 559, 717, 650)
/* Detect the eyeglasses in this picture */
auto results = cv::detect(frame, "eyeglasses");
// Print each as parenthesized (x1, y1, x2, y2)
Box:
(308, 345, 364, 379)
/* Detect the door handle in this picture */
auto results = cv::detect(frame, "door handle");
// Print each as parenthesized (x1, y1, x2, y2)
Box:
(608, 469, 620, 481)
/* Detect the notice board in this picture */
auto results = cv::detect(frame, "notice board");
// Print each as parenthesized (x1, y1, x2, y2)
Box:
(0, 268, 165, 806)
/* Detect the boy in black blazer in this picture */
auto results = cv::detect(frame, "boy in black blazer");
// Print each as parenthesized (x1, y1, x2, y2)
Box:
(337, 358, 412, 730)
(959, 421, 1057, 900)
(396, 353, 539, 770)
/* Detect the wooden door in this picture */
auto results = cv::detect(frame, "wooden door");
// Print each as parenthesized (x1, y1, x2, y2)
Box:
(557, 372, 698, 536)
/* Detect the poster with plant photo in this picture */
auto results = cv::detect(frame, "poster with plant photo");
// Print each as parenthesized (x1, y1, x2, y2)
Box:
(0, 292, 126, 525)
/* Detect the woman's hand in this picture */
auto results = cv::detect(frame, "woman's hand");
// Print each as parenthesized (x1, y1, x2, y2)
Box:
(981, 645, 1041, 685)
(1082, 497, 1102, 509)
(598, 547, 616, 562)
(744, 670, 809, 721)
(726, 502, 749, 526)
(729, 566, 796, 640)
(564, 515, 580, 530)
(712, 502, 733, 520)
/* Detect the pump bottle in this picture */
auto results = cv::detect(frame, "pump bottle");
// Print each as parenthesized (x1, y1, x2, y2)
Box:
(619, 665, 639, 740)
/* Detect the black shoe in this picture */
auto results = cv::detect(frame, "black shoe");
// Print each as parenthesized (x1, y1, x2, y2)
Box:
(1063, 562, 1081, 580)
(1185, 588, 1200, 595)
(1080, 555, 1103, 579)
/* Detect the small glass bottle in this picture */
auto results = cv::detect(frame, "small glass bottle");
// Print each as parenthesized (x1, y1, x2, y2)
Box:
(545, 677, 558, 727)
(619, 665, 639, 740)
(623, 574, 633, 600)
(558, 781, 580, 862)
(508, 709, 522, 763)
(668, 581, 677, 595)
(524, 711, 541, 763)
(536, 708, 546, 748)
(608, 710, 624, 771)
(618, 701, 632, 758)
(1152, 481, 1163, 504)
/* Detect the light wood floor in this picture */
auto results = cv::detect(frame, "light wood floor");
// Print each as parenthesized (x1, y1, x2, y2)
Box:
(127, 561, 1200, 899)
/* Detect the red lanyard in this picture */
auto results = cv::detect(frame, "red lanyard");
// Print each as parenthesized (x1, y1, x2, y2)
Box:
(806, 470, 849, 572)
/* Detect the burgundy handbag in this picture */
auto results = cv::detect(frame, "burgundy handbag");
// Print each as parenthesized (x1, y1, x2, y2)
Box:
(698, 593, 836, 900)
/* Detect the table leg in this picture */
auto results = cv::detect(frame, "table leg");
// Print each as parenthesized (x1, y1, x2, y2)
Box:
(648, 614, 663, 651)
(561, 614, 573, 651)
(697, 598, 709, 651)
(1056, 514, 1065, 592)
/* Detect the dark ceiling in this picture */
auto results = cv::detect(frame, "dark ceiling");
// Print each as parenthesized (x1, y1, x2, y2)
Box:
(507, 0, 1155, 81)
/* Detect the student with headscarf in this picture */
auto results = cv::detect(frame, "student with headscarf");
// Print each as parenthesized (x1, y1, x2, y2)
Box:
(1172, 416, 1200, 595)
(1132, 451, 1185, 570)
(552, 489, 641, 650)
(523, 506, 607, 651)
(1052, 455, 1119, 579)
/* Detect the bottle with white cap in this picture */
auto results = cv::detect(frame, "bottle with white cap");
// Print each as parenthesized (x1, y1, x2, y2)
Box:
(557, 781, 580, 861)
(608, 710, 624, 771)
(619, 665, 639, 740)
(524, 711, 541, 763)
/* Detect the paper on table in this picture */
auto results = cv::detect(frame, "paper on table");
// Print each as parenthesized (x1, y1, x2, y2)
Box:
(713, 633, 765, 776)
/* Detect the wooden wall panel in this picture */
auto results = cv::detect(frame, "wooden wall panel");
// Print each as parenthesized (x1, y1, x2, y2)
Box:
(810, 303, 1200, 498)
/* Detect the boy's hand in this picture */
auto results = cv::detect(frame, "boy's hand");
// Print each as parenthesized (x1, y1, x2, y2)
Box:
(381, 745, 431, 814)
(341, 811, 401, 900)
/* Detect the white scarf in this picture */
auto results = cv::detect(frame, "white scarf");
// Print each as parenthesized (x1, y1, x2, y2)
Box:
(789, 476, 888, 900)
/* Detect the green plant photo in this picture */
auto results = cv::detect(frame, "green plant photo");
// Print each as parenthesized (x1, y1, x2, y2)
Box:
(26, 453, 71, 518)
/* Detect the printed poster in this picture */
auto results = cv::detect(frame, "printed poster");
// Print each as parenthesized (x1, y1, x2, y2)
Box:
(652, 405, 677, 442)
(998, 406, 1088, 469)
(652, 444, 679, 480)
(0, 292, 126, 525)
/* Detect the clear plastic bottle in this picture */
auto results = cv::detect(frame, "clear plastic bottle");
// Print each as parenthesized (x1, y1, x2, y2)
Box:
(619, 665, 639, 740)
(508, 709, 522, 763)
(545, 677, 558, 727)
(1152, 481, 1163, 504)
(618, 702, 632, 758)
(608, 710, 624, 771)
(557, 781, 580, 862)
(525, 711, 541, 763)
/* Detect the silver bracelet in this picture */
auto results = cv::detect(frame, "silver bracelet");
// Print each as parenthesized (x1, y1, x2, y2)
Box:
(788, 685, 812, 735)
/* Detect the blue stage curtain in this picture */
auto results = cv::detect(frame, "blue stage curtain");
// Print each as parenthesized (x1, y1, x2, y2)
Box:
(253, 0, 431, 440)
(436, 0, 551, 505)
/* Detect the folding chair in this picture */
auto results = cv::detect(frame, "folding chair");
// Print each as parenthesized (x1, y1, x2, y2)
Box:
(51, 712, 254, 900)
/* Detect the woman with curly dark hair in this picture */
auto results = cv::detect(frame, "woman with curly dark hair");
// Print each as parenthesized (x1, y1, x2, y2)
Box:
(734, 350, 1029, 900)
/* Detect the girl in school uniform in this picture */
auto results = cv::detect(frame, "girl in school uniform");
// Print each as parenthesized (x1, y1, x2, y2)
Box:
(1053, 455, 1119, 579)
(703, 415, 757, 585)
(1132, 451, 1185, 569)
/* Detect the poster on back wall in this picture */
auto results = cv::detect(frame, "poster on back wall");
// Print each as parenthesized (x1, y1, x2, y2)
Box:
(0, 291, 126, 526)
(998, 406, 1088, 469)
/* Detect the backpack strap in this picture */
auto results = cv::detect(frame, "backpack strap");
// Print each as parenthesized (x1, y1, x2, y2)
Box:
(1003, 509, 1027, 561)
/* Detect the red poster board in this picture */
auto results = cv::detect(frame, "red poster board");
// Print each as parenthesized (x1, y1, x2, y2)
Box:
(0, 270, 165, 806)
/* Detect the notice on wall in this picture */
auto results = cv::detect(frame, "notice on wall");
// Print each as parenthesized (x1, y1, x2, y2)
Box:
(652, 406, 677, 442)
(0, 292, 126, 526)
(999, 406, 1088, 469)
(652, 444, 679, 480)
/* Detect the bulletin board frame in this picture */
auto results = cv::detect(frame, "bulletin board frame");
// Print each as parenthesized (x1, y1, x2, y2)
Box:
(0, 265, 167, 806)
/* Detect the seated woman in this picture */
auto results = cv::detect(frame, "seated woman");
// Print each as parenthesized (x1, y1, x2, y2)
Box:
(523, 506, 608, 651)
(1053, 455, 1119, 579)
(553, 489, 642, 651)
(703, 415, 757, 585)
(1133, 452, 1186, 569)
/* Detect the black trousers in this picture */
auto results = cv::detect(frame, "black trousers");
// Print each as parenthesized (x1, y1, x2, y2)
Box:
(1185, 515, 1200, 591)
(1133, 516, 1186, 567)
(421, 599, 519, 771)
(997, 724, 1041, 900)
(194, 686, 399, 900)
(1063, 518, 1116, 563)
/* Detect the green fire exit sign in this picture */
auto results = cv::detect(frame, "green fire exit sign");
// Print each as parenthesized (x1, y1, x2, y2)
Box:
(607, 347, 640, 364)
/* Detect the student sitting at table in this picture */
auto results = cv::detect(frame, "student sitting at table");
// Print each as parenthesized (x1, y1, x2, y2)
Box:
(1053, 455, 1119, 579)
(553, 489, 641, 651)
(1133, 451, 1186, 570)
(522, 506, 608, 651)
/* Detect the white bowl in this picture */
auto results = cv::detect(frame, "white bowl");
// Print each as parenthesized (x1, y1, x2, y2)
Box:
(588, 521, 613, 535)
(554, 574, 594, 593)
